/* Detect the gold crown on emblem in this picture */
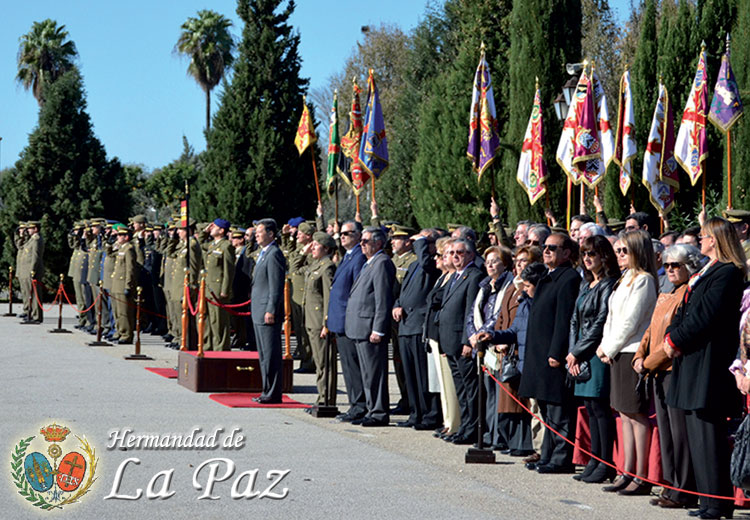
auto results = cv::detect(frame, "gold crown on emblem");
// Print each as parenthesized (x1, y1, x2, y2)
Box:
(39, 423, 70, 443)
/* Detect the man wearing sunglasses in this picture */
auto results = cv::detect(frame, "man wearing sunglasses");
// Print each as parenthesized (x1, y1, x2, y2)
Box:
(520, 233, 581, 473)
(345, 227, 396, 426)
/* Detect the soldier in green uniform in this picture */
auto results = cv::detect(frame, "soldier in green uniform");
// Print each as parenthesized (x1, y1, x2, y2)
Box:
(303, 232, 338, 405)
(166, 218, 202, 349)
(724, 209, 750, 266)
(14, 222, 29, 319)
(390, 224, 417, 414)
(111, 225, 138, 344)
(203, 219, 235, 350)
(21, 221, 45, 323)
(86, 218, 106, 334)
(101, 222, 118, 339)
(286, 220, 317, 372)
(160, 218, 179, 343)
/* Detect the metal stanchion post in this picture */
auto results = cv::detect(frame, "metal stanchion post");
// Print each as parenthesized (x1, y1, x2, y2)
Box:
(196, 270, 206, 358)
(465, 342, 496, 464)
(124, 286, 152, 360)
(3, 266, 16, 316)
(310, 334, 339, 418)
(49, 274, 71, 333)
(88, 280, 111, 346)
(180, 269, 189, 351)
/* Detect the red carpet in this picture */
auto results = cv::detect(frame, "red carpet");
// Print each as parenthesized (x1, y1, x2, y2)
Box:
(145, 367, 178, 379)
(209, 393, 310, 409)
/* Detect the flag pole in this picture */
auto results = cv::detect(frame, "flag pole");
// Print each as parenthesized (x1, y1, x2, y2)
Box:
(310, 146, 322, 205)
(371, 177, 376, 204)
(702, 172, 706, 209)
(727, 129, 733, 210)
(335, 176, 339, 223)
(545, 191, 551, 226)
(566, 178, 572, 230)
(579, 184, 585, 214)
(356, 192, 360, 214)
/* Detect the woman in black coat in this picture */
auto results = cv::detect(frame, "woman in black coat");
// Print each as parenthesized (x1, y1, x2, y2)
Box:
(566, 235, 620, 483)
(664, 217, 748, 520)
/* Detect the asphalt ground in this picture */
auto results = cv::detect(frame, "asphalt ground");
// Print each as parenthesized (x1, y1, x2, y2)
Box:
(0, 305, 743, 519)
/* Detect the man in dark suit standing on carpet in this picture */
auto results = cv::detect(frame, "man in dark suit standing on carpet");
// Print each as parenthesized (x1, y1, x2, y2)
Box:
(251, 218, 287, 404)
(327, 221, 367, 422)
(519, 232, 580, 473)
(437, 238, 483, 444)
(345, 226, 396, 427)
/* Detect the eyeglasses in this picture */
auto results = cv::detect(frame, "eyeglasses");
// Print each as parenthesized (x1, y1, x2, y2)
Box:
(581, 250, 598, 258)
(452, 250, 467, 256)
(543, 244, 559, 252)
(341, 231, 356, 237)
(663, 262, 684, 270)
(615, 247, 628, 255)
(528, 240, 540, 246)
(360, 238, 374, 244)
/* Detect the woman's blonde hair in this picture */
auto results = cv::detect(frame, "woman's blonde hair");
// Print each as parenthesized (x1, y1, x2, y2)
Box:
(702, 217, 748, 275)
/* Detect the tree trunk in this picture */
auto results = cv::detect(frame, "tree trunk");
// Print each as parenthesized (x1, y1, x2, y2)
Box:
(206, 89, 211, 131)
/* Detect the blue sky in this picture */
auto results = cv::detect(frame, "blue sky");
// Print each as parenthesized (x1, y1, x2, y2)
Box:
(0, 0, 633, 172)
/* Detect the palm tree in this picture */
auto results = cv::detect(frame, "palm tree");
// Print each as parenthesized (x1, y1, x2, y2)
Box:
(176, 10, 235, 131)
(16, 19, 78, 105)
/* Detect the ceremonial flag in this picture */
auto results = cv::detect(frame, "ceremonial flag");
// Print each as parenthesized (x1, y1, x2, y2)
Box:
(572, 74, 601, 173)
(294, 99, 317, 156)
(708, 46, 743, 133)
(180, 199, 188, 227)
(517, 81, 547, 205)
(326, 91, 340, 195)
(467, 46, 501, 182)
(556, 74, 586, 185)
(675, 46, 709, 186)
(358, 69, 389, 180)
(613, 69, 637, 196)
(337, 81, 368, 194)
(642, 82, 679, 214)
(556, 66, 613, 187)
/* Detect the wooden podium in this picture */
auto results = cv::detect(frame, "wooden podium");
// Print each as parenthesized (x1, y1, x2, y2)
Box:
(177, 351, 293, 393)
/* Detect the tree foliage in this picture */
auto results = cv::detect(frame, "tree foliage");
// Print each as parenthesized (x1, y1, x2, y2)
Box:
(0, 69, 132, 287)
(175, 10, 235, 131)
(16, 19, 78, 105)
(194, 0, 315, 226)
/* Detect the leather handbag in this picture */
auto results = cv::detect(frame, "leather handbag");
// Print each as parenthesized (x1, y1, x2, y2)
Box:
(500, 345, 521, 383)
(566, 359, 591, 383)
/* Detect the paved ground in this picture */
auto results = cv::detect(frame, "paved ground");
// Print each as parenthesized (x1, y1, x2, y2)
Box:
(0, 305, 744, 519)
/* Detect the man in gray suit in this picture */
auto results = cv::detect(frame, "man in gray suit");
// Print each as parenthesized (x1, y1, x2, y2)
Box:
(345, 227, 396, 426)
(251, 218, 287, 404)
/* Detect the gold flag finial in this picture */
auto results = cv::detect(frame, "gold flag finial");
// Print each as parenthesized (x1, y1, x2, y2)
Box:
(535, 76, 539, 90)
(701, 40, 706, 51)
(624, 63, 629, 71)
(726, 33, 731, 55)
(480, 41, 485, 52)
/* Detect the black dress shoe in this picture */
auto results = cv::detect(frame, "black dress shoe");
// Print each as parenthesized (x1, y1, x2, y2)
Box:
(414, 423, 440, 431)
(536, 463, 575, 474)
(443, 433, 459, 443)
(351, 417, 366, 425)
(389, 405, 409, 415)
(294, 366, 315, 374)
(688, 510, 707, 517)
(361, 418, 389, 427)
(697, 509, 733, 519)
(117, 339, 133, 345)
(581, 463, 616, 483)
(452, 436, 474, 445)
(602, 474, 632, 492)
(509, 449, 536, 457)
(396, 420, 416, 428)
(617, 478, 652, 496)
(525, 460, 547, 470)
(254, 397, 281, 404)
(573, 459, 599, 481)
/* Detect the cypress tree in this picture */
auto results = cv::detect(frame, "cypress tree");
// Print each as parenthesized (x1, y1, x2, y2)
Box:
(196, 0, 314, 224)
(501, 0, 582, 226)
(730, 0, 750, 208)
(410, 0, 511, 230)
(0, 69, 131, 287)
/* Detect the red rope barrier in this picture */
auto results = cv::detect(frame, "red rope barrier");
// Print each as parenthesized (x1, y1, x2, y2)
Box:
(59, 284, 100, 314)
(484, 367, 737, 501)
(184, 284, 197, 317)
(31, 281, 61, 312)
(204, 296, 251, 316)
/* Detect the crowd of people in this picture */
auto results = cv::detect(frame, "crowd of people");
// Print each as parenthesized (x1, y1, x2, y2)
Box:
(12, 196, 750, 520)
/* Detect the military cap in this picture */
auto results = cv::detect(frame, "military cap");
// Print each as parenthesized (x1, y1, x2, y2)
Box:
(213, 218, 231, 230)
(90, 217, 106, 226)
(27, 221, 41, 228)
(607, 219, 625, 232)
(447, 223, 464, 232)
(327, 218, 338, 227)
(18, 222, 28, 229)
(382, 220, 399, 231)
(113, 223, 129, 233)
(153, 223, 164, 230)
(298, 221, 315, 235)
(145, 225, 154, 232)
(312, 231, 336, 250)
(131, 215, 147, 224)
(231, 229, 245, 239)
(167, 220, 176, 230)
(171, 213, 181, 221)
(724, 209, 750, 223)
(391, 225, 415, 238)
(288, 216, 305, 228)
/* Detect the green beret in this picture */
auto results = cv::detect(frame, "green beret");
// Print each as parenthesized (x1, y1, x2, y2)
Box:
(298, 221, 315, 235)
(313, 231, 336, 250)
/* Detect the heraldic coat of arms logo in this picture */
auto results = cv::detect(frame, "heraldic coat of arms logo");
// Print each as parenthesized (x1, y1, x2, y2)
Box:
(10, 423, 97, 510)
